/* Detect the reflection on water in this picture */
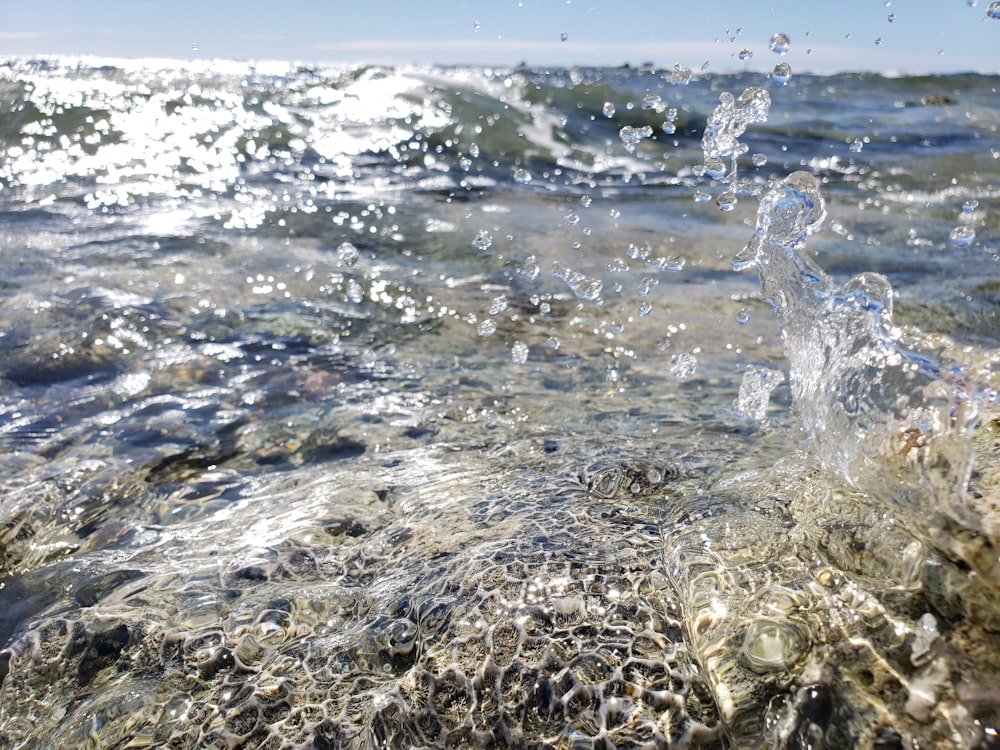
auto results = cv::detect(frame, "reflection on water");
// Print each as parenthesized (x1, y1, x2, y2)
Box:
(1, 57, 1000, 748)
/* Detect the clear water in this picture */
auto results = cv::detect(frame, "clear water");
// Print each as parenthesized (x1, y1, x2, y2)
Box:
(1, 58, 1000, 748)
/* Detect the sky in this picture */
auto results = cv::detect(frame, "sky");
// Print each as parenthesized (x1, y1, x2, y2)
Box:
(1, 0, 998, 74)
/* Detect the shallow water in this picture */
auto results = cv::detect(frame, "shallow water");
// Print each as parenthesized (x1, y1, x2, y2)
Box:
(1, 58, 1000, 748)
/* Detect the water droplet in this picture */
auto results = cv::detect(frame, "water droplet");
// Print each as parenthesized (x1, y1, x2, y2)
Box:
(473, 20, 481, 30)
(751, 152, 768, 167)
(609, 208, 622, 219)
(560, 31, 568, 42)
(769, 33, 791, 54)
(564, 212, 580, 226)
(552, 261, 603, 300)
(637, 276, 659, 296)
(772, 62, 792, 85)
(511, 341, 529, 364)
(477, 319, 497, 337)
(602, 101, 616, 118)
(648, 256, 685, 272)
(459, 156, 472, 171)
(716, 191, 738, 211)
(962, 199, 979, 212)
(346, 278, 364, 304)
(736, 307, 751, 324)
(337, 241, 360, 266)
(641, 94, 663, 112)
(473, 230, 493, 251)
(638, 301, 653, 317)
(874, 36, 883, 46)
(950, 225, 976, 247)
(704, 157, 727, 179)
(520, 254, 540, 281)
(619, 125, 653, 153)
(741, 619, 810, 674)
(489, 294, 509, 316)
(468, 142, 480, 158)
(694, 190, 712, 203)
(734, 365, 784, 422)
(986, 1, 1000, 18)
(668, 64, 692, 85)
(738, 48, 754, 61)
(888, 12, 896, 21)
(849, 138, 864, 153)
(513, 168, 533, 184)
(670, 351, 698, 380)
(607, 258, 629, 272)
(661, 121, 676, 135)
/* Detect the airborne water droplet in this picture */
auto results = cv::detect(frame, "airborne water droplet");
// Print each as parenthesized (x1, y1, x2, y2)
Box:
(772, 62, 792, 85)
(560, 31, 568, 42)
(738, 49, 754, 61)
(769, 33, 790, 54)
(849, 138, 864, 153)
(716, 191, 738, 211)
(751, 152, 768, 167)
(511, 341, 529, 364)
(477, 319, 497, 337)
(950, 225, 976, 247)
(603, 101, 616, 118)
(642, 93, 663, 110)
(473, 230, 493, 251)
(513, 168, 533, 184)
(337, 241, 360, 266)
(963, 199, 979, 212)
(736, 307, 751, 324)
(986, 1, 1000, 18)
(619, 125, 653, 153)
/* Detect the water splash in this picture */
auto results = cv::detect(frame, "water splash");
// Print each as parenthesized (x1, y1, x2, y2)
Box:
(735, 172, 985, 522)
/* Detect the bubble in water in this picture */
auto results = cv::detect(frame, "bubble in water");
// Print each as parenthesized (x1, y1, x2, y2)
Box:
(473, 230, 493, 251)
(772, 62, 792, 85)
(619, 125, 653, 153)
(738, 49, 754, 61)
(671, 351, 698, 380)
(602, 101, 616, 118)
(734, 365, 785, 423)
(950, 225, 976, 247)
(849, 138, 864, 153)
(560, 31, 568, 42)
(987, 1, 1000, 18)
(511, 341, 529, 364)
(741, 619, 809, 674)
(337, 241, 360, 266)
(769, 33, 790, 54)
(751, 152, 768, 167)
(513, 168, 533, 184)
(716, 191, 738, 211)
(477, 319, 497, 337)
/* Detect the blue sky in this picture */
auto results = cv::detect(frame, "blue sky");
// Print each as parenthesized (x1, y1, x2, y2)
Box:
(1, 0, 998, 73)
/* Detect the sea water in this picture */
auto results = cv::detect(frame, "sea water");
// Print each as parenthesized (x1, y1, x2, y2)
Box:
(1, 58, 1000, 748)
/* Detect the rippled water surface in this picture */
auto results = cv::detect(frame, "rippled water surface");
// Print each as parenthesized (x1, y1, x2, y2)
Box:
(2, 58, 1000, 748)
